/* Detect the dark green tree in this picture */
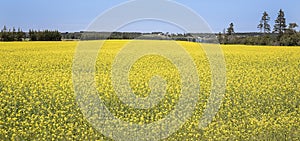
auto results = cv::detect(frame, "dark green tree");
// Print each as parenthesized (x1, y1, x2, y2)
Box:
(258, 11, 271, 33)
(225, 23, 235, 44)
(273, 9, 287, 35)
(12, 27, 16, 41)
(1, 26, 7, 41)
(227, 23, 235, 35)
(16, 28, 25, 41)
(29, 29, 37, 41)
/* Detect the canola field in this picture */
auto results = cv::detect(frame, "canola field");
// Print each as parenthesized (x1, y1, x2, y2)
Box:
(0, 41, 299, 140)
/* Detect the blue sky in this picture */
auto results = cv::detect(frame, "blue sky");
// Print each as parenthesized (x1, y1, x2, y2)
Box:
(1, 0, 299, 33)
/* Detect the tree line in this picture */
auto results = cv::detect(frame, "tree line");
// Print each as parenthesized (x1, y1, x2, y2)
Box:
(219, 9, 300, 46)
(0, 26, 62, 41)
(29, 30, 61, 41)
(62, 31, 196, 41)
(0, 26, 25, 41)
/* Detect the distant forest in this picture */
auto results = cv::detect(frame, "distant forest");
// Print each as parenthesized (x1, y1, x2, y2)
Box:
(0, 26, 61, 41)
(1, 9, 299, 46)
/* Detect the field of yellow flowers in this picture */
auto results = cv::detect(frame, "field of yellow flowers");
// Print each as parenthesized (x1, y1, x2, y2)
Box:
(0, 41, 299, 140)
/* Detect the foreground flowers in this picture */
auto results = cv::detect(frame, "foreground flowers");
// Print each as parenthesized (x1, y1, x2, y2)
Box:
(0, 41, 299, 140)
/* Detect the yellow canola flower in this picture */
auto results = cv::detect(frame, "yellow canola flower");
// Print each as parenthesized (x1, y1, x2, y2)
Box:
(0, 41, 299, 140)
